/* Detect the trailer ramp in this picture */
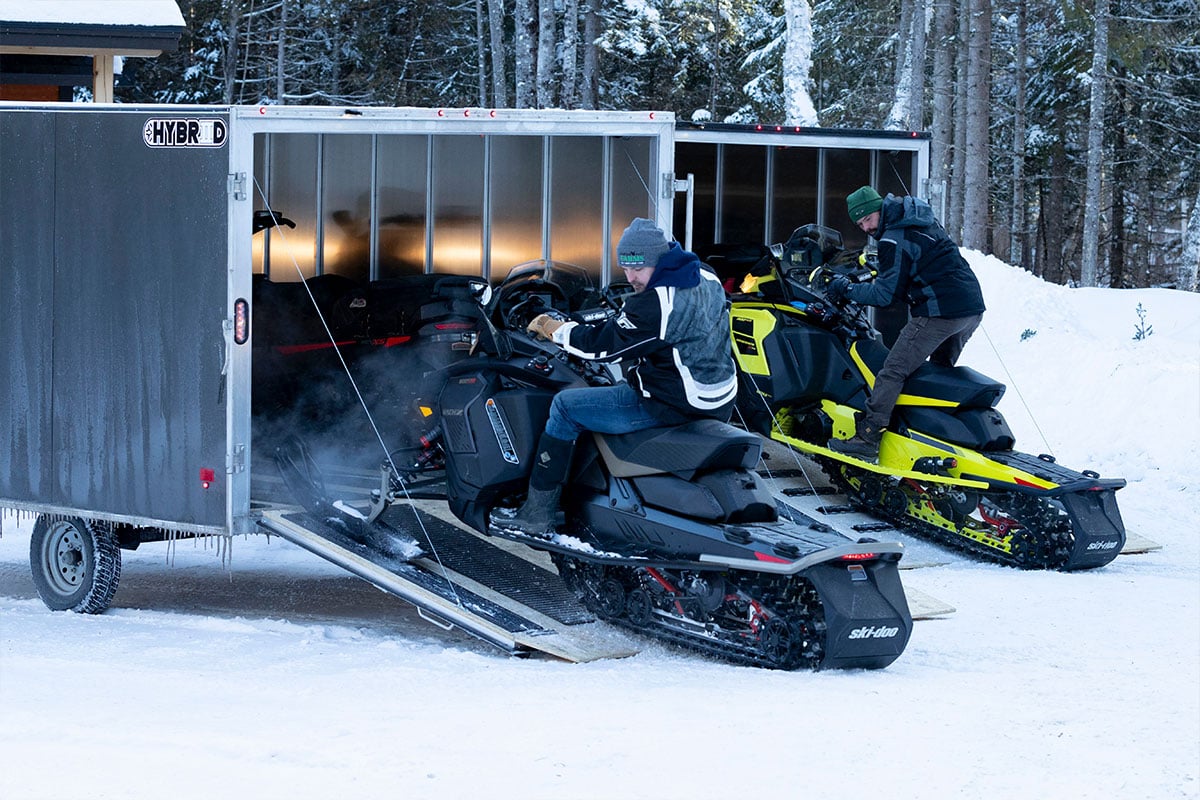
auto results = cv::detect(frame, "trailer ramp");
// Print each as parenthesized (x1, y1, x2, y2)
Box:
(257, 505, 638, 663)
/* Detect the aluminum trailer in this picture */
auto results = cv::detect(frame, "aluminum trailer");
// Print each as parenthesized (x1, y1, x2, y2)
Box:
(0, 103, 674, 660)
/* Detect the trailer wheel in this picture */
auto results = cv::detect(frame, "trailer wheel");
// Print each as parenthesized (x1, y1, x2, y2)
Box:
(29, 516, 122, 614)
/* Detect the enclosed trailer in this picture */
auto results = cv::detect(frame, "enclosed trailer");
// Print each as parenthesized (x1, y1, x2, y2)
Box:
(0, 103, 675, 658)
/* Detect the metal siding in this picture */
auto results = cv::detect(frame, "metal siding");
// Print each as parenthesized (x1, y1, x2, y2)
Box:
(0, 111, 57, 502)
(3, 109, 229, 530)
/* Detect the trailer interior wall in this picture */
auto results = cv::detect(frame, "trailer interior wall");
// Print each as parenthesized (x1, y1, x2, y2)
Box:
(232, 108, 677, 526)
(672, 126, 931, 253)
(0, 105, 230, 534)
(243, 110, 675, 287)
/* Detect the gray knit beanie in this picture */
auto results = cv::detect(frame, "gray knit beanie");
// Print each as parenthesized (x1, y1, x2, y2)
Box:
(617, 218, 670, 269)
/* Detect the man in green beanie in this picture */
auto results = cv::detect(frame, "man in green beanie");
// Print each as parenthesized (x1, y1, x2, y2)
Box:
(825, 186, 985, 461)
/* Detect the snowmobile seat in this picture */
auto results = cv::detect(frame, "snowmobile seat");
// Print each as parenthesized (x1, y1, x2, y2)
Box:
(593, 419, 762, 480)
(851, 338, 1006, 409)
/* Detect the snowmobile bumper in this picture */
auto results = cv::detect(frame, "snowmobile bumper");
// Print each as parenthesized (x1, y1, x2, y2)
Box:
(1057, 487, 1126, 570)
(805, 556, 913, 670)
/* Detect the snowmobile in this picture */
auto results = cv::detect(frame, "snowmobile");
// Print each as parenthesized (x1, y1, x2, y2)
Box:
(727, 224, 1126, 571)
(355, 260, 913, 670)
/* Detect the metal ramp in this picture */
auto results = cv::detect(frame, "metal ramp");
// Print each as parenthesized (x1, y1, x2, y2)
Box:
(256, 504, 638, 663)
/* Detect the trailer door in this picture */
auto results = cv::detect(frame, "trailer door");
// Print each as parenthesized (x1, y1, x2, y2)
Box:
(0, 107, 230, 534)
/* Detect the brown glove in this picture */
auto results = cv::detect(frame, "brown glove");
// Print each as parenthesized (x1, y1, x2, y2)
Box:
(526, 313, 566, 341)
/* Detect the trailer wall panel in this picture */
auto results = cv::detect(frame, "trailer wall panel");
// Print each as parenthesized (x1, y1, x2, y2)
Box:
(2, 109, 230, 531)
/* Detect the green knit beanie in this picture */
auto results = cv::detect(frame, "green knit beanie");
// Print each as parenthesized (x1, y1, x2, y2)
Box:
(847, 186, 883, 222)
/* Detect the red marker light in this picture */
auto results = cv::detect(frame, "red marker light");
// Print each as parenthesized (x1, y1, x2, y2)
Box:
(233, 298, 249, 344)
(200, 468, 215, 489)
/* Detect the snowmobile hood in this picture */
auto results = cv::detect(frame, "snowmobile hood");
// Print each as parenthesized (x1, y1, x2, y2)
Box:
(645, 243, 702, 290)
(881, 194, 937, 230)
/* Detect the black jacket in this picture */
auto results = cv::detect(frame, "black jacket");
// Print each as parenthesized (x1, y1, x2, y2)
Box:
(845, 195, 986, 319)
(550, 245, 738, 422)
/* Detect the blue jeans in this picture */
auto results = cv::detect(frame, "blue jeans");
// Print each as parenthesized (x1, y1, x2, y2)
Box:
(544, 382, 666, 441)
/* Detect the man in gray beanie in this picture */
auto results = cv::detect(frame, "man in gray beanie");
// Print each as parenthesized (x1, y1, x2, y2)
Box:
(496, 218, 738, 537)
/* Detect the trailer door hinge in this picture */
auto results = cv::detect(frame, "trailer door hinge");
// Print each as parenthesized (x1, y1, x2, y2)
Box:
(230, 443, 246, 474)
(661, 172, 677, 199)
(228, 172, 247, 201)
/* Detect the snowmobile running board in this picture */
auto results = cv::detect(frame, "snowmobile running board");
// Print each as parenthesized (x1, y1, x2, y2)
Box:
(256, 506, 638, 664)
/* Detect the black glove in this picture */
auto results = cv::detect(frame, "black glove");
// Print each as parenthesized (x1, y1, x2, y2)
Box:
(827, 275, 851, 302)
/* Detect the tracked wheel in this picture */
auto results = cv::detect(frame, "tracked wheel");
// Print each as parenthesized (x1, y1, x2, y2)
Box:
(759, 618, 799, 669)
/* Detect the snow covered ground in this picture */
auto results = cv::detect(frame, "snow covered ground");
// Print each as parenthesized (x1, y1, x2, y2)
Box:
(2, 253, 1198, 800)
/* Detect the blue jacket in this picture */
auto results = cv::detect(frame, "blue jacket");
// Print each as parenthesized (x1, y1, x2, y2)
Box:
(846, 195, 986, 319)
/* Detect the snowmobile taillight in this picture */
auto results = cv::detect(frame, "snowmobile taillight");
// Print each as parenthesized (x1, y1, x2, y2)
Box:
(199, 468, 215, 489)
(840, 552, 877, 561)
(233, 298, 249, 344)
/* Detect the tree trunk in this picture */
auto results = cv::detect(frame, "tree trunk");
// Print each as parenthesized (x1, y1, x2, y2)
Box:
(886, 0, 915, 129)
(782, 0, 819, 126)
(1079, 0, 1110, 287)
(223, 1, 239, 105)
(561, 0, 579, 108)
(514, 0, 535, 107)
(1044, 118, 1069, 282)
(580, 0, 599, 109)
(948, 0, 969, 239)
(960, 0, 991, 251)
(536, 0, 556, 107)
(1182, 187, 1200, 292)
(488, 0, 508, 107)
(1009, 0, 1027, 267)
(908, 0, 928, 131)
(276, 0, 287, 103)
(928, 0, 955, 216)
(708, 0, 722, 118)
(476, 0, 488, 106)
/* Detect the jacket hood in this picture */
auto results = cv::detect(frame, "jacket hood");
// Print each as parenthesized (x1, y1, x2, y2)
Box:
(882, 194, 937, 230)
(645, 243, 701, 290)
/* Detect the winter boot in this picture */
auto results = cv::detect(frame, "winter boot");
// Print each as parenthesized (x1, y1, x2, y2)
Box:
(828, 416, 884, 462)
(491, 432, 575, 537)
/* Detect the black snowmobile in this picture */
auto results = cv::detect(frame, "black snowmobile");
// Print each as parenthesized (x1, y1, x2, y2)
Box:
(726, 224, 1127, 571)
(359, 260, 913, 670)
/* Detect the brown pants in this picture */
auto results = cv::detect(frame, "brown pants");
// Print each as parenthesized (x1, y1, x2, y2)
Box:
(864, 313, 983, 430)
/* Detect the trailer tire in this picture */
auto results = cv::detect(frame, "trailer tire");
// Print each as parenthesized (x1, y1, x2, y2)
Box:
(29, 516, 122, 614)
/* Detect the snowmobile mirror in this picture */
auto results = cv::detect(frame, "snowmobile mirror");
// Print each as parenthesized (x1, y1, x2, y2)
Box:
(469, 280, 493, 307)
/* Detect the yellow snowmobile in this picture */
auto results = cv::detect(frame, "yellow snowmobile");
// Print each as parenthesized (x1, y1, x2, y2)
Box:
(728, 224, 1126, 570)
